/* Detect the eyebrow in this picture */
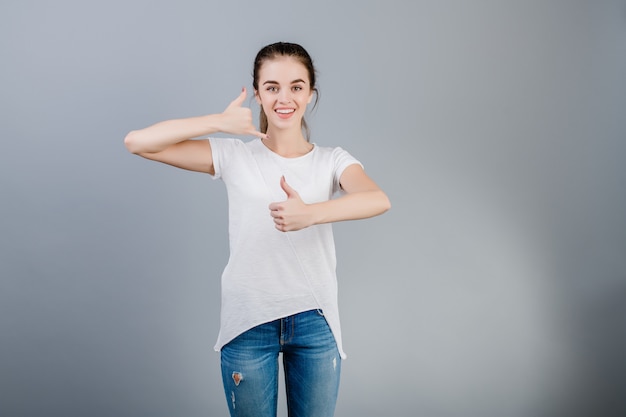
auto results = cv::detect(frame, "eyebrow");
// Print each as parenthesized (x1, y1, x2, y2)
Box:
(262, 79, 307, 85)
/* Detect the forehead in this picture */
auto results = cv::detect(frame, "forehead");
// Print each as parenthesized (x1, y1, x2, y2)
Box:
(258, 56, 309, 83)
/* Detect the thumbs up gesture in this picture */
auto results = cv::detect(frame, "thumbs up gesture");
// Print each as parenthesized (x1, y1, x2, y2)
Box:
(220, 87, 268, 139)
(269, 176, 313, 232)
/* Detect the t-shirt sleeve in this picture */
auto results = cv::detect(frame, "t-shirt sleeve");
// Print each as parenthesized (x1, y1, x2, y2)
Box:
(208, 137, 242, 180)
(331, 147, 363, 194)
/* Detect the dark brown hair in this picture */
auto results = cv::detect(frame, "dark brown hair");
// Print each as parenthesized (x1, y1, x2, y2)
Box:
(252, 42, 319, 141)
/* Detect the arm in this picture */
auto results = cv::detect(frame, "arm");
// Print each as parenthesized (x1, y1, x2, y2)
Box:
(124, 88, 267, 174)
(269, 164, 391, 232)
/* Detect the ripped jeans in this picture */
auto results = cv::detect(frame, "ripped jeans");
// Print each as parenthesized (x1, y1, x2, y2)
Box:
(220, 309, 341, 417)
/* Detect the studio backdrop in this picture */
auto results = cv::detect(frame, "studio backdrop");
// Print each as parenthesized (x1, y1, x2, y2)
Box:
(1, 1, 625, 417)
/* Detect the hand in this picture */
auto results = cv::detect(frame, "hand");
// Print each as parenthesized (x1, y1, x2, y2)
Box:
(269, 176, 313, 232)
(219, 88, 268, 139)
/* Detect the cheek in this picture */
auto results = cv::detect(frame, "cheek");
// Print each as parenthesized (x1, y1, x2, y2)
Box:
(258, 94, 273, 108)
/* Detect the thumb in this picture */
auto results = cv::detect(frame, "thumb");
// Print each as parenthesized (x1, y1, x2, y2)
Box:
(228, 87, 247, 108)
(280, 175, 297, 198)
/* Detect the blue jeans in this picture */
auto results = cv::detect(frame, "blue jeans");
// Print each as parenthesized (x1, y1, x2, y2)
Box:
(220, 309, 341, 417)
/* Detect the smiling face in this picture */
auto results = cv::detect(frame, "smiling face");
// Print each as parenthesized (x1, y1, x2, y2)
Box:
(254, 56, 314, 135)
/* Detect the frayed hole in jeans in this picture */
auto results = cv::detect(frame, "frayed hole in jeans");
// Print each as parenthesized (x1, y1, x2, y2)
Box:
(232, 371, 243, 386)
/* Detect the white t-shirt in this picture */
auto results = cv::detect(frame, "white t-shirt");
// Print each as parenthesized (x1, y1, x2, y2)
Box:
(209, 137, 361, 359)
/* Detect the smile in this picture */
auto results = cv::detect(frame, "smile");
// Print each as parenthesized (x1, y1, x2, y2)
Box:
(274, 108, 296, 119)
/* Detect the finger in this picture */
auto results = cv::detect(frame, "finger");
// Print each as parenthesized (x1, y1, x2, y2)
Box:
(248, 129, 269, 140)
(228, 87, 247, 108)
(280, 176, 296, 198)
(274, 217, 282, 226)
(269, 209, 281, 219)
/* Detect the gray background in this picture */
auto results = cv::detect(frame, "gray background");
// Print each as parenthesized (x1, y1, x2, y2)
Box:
(1, 1, 625, 416)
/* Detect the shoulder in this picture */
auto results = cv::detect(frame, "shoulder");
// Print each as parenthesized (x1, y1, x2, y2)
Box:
(209, 138, 263, 159)
(209, 138, 260, 178)
(208, 137, 248, 150)
(313, 144, 354, 159)
(314, 144, 362, 167)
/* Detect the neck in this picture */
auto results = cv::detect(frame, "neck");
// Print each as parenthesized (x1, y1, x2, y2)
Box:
(263, 127, 312, 158)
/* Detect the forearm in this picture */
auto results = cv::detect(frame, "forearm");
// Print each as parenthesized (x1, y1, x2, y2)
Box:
(310, 190, 391, 225)
(269, 170, 390, 232)
(124, 114, 222, 154)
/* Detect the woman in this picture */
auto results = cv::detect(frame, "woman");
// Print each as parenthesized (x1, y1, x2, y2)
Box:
(125, 42, 390, 417)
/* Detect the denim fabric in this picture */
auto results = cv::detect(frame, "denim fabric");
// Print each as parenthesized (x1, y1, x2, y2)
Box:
(220, 309, 341, 417)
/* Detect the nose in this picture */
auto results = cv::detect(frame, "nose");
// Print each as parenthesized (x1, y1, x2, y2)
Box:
(278, 89, 292, 104)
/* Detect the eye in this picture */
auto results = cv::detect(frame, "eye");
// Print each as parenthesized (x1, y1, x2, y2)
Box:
(266, 86, 278, 92)
(292, 86, 303, 92)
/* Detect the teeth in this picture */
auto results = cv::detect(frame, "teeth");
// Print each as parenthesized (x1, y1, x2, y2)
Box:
(276, 109, 295, 114)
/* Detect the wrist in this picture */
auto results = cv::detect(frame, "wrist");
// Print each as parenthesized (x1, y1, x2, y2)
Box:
(202, 114, 222, 134)
(307, 202, 324, 227)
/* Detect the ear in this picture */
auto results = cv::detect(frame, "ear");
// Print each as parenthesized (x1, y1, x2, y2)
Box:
(254, 89, 261, 105)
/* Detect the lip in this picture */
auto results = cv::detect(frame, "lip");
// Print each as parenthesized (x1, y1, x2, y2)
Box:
(274, 108, 296, 119)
